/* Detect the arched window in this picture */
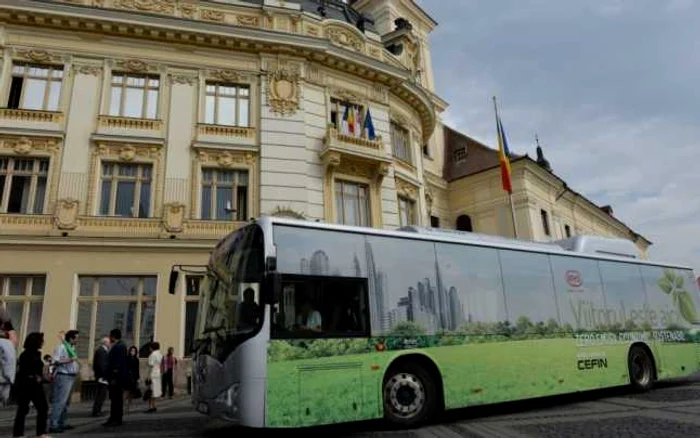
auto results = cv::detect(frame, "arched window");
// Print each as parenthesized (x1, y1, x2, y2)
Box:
(456, 214, 473, 232)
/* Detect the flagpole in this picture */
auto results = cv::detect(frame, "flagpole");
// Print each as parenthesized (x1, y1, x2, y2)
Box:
(493, 96, 518, 239)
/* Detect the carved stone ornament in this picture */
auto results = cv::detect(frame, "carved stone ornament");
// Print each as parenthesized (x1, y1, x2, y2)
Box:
(395, 177, 418, 200)
(270, 206, 305, 220)
(74, 63, 103, 76)
(201, 8, 225, 22)
(95, 142, 161, 160)
(333, 88, 363, 105)
(424, 189, 434, 213)
(4, 136, 60, 155)
(163, 202, 185, 233)
(210, 69, 246, 83)
(326, 26, 364, 53)
(113, 0, 176, 14)
(266, 66, 300, 116)
(119, 145, 137, 161)
(169, 73, 196, 85)
(178, 2, 198, 18)
(13, 48, 62, 64)
(55, 198, 79, 230)
(198, 149, 255, 167)
(117, 59, 151, 73)
(237, 15, 260, 27)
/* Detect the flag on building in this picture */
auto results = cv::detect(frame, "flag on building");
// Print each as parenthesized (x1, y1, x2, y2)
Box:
(343, 105, 357, 136)
(495, 102, 513, 193)
(363, 107, 376, 140)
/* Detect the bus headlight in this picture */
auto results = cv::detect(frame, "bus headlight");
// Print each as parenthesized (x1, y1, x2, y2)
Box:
(215, 383, 241, 414)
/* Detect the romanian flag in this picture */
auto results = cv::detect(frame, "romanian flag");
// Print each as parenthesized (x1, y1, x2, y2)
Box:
(346, 105, 357, 136)
(495, 103, 513, 193)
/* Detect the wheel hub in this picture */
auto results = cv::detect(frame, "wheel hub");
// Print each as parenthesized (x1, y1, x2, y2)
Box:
(385, 373, 425, 418)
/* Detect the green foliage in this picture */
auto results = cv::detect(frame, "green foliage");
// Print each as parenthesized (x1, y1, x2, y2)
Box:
(658, 268, 699, 325)
(389, 321, 426, 337)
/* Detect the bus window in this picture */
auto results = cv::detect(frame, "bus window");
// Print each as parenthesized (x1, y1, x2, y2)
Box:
(549, 255, 605, 332)
(271, 275, 369, 339)
(598, 261, 646, 330)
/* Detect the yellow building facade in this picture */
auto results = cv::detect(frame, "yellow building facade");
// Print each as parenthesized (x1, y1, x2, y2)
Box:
(0, 0, 648, 391)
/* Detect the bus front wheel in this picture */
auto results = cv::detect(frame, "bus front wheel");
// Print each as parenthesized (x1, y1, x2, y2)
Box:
(382, 363, 437, 427)
(628, 345, 655, 391)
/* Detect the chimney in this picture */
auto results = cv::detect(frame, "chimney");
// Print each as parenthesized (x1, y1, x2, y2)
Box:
(601, 205, 614, 216)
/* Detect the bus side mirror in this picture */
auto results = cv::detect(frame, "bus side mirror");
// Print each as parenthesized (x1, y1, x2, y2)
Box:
(264, 272, 281, 304)
(168, 270, 179, 295)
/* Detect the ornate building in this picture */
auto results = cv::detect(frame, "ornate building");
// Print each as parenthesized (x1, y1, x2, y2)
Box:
(0, 0, 647, 390)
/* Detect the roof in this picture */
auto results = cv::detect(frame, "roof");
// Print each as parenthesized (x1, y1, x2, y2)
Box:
(238, 0, 376, 32)
(254, 216, 681, 268)
(443, 126, 651, 246)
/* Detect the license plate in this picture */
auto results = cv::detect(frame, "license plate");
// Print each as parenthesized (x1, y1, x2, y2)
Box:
(197, 402, 209, 414)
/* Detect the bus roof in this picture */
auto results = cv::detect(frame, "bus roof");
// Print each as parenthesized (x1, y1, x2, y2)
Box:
(251, 216, 692, 271)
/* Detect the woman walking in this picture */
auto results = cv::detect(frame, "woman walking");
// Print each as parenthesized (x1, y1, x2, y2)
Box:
(126, 346, 140, 412)
(13, 332, 50, 438)
(146, 342, 162, 413)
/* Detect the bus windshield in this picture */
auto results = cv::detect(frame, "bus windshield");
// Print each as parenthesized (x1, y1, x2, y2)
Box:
(194, 224, 265, 362)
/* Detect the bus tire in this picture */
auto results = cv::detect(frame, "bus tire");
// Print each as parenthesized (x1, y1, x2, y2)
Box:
(382, 362, 437, 427)
(628, 345, 655, 391)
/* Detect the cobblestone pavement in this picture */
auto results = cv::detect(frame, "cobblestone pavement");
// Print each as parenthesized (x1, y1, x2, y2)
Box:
(4, 379, 700, 437)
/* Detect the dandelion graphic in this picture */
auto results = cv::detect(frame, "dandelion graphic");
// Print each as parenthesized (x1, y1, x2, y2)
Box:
(658, 269, 700, 325)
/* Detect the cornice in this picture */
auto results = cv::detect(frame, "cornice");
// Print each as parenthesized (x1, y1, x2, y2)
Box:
(0, 235, 217, 250)
(0, 0, 436, 140)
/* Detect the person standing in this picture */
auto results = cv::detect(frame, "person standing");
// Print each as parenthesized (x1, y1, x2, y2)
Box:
(92, 336, 111, 417)
(12, 332, 50, 438)
(161, 347, 177, 399)
(125, 346, 141, 412)
(0, 307, 18, 404)
(104, 329, 128, 428)
(146, 342, 162, 413)
(49, 330, 79, 434)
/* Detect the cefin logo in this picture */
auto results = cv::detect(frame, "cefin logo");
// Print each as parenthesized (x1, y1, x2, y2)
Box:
(658, 269, 700, 325)
(566, 270, 583, 288)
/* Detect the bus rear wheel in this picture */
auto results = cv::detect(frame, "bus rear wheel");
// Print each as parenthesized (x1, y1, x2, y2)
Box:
(628, 345, 655, 391)
(382, 363, 437, 427)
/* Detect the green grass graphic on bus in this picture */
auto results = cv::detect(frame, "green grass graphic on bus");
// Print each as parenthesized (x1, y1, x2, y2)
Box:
(264, 225, 700, 428)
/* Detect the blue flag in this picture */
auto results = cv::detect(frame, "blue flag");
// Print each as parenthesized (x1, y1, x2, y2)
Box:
(363, 107, 376, 140)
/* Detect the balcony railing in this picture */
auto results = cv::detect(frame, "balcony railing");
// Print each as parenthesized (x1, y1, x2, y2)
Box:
(326, 127, 383, 151)
(0, 108, 64, 123)
(98, 115, 163, 131)
(197, 124, 255, 139)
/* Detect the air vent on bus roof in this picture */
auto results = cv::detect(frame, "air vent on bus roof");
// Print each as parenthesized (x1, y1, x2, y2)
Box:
(398, 226, 560, 252)
(553, 235, 639, 259)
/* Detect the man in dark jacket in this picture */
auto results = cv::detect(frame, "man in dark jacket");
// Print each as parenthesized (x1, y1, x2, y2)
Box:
(91, 336, 111, 417)
(104, 329, 128, 427)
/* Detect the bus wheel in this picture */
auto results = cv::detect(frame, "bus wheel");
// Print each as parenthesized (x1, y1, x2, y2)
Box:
(382, 363, 436, 427)
(628, 345, 655, 391)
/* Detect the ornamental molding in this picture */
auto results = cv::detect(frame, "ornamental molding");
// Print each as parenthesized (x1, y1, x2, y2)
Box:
(12, 48, 64, 64)
(194, 147, 256, 168)
(325, 23, 365, 53)
(73, 63, 104, 76)
(114, 58, 160, 74)
(0, 136, 61, 155)
(168, 72, 197, 85)
(237, 15, 260, 27)
(112, 0, 176, 15)
(201, 8, 225, 22)
(93, 141, 163, 161)
(331, 87, 365, 105)
(162, 202, 186, 233)
(270, 206, 305, 220)
(395, 177, 419, 200)
(266, 63, 301, 116)
(206, 69, 253, 83)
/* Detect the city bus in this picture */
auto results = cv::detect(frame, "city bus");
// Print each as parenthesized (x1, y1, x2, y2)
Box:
(171, 216, 700, 429)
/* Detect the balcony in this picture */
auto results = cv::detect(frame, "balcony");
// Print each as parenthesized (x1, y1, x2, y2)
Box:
(320, 126, 391, 180)
(195, 124, 256, 147)
(0, 214, 54, 236)
(96, 115, 164, 139)
(0, 108, 64, 131)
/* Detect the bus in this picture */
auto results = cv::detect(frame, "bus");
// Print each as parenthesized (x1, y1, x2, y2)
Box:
(170, 216, 700, 429)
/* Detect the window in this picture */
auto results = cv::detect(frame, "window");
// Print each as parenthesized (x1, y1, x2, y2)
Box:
(540, 209, 550, 236)
(99, 162, 152, 218)
(456, 214, 473, 232)
(453, 147, 466, 163)
(430, 216, 440, 228)
(7, 63, 63, 111)
(109, 73, 159, 119)
(201, 168, 248, 221)
(76, 276, 156, 359)
(564, 224, 571, 238)
(0, 275, 45, 343)
(397, 196, 416, 227)
(391, 122, 412, 164)
(422, 144, 430, 158)
(335, 180, 370, 227)
(550, 255, 605, 332)
(0, 157, 49, 214)
(330, 98, 364, 137)
(271, 275, 370, 339)
(184, 275, 202, 357)
(204, 82, 250, 127)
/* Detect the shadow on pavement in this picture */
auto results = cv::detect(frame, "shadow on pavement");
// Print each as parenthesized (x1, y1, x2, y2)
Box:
(201, 379, 698, 437)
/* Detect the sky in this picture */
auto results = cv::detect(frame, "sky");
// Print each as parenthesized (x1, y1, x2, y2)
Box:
(417, 0, 700, 277)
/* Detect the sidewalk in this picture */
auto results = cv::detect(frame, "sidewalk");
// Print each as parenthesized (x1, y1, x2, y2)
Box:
(0, 396, 208, 437)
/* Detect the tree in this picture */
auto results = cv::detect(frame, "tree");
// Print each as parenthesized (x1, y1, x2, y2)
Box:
(389, 321, 426, 337)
